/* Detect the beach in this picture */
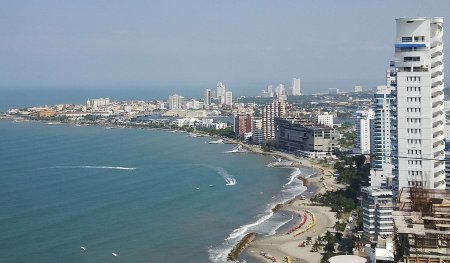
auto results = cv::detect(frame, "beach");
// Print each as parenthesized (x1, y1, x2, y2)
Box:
(227, 142, 344, 263)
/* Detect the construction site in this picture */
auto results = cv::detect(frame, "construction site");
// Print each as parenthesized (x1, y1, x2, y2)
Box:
(393, 187, 450, 263)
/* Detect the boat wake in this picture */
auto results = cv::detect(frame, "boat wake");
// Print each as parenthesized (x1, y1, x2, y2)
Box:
(209, 165, 237, 186)
(48, 166, 136, 170)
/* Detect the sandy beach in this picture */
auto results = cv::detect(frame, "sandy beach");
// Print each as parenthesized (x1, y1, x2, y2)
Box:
(226, 142, 344, 263)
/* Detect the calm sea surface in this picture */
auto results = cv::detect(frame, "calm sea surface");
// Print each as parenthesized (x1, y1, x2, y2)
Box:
(0, 120, 311, 262)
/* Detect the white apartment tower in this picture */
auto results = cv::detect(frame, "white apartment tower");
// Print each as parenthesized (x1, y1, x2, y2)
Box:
(225, 91, 233, 107)
(292, 78, 301, 96)
(169, 94, 183, 110)
(394, 17, 445, 190)
(355, 109, 375, 155)
(216, 82, 227, 105)
(262, 99, 285, 142)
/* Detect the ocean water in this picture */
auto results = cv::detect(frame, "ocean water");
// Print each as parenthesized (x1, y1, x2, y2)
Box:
(0, 120, 312, 263)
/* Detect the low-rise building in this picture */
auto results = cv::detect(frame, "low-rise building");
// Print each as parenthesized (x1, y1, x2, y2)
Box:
(274, 117, 339, 155)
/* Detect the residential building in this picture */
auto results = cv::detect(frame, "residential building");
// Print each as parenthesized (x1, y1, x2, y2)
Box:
(361, 187, 394, 243)
(393, 17, 445, 190)
(252, 118, 264, 144)
(169, 94, 184, 110)
(216, 82, 226, 105)
(355, 109, 374, 154)
(370, 86, 395, 187)
(274, 117, 340, 155)
(204, 89, 211, 106)
(225, 91, 233, 107)
(262, 99, 285, 142)
(317, 112, 334, 127)
(234, 114, 253, 137)
(292, 78, 301, 96)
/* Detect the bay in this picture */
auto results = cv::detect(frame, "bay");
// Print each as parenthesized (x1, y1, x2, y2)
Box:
(0, 120, 310, 262)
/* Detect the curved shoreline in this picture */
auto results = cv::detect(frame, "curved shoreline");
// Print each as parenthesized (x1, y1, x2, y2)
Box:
(3, 117, 339, 263)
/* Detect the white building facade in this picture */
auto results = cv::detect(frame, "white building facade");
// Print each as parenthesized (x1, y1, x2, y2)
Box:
(393, 17, 445, 190)
(317, 112, 334, 127)
(355, 109, 375, 155)
(362, 187, 394, 243)
(292, 78, 301, 96)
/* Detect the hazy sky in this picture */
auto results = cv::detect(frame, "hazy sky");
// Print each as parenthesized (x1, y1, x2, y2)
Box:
(1, 0, 449, 90)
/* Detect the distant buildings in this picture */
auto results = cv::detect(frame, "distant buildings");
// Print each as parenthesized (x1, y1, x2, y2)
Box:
(354, 86, 363, 92)
(274, 117, 340, 156)
(292, 78, 301, 96)
(87, 98, 110, 108)
(204, 89, 212, 106)
(169, 94, 184, 110)
(225, 91, 233, 107)
(328, 88, 339, 95)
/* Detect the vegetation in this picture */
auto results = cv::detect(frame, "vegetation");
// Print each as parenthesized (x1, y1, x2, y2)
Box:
(312, 155, 369, 213)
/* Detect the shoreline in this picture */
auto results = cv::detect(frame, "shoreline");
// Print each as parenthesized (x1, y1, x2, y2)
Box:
(2, 117, 341, 263)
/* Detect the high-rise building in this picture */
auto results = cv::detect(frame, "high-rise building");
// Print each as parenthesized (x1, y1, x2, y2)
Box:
(204, 89, 211, 106)
(370, 86, 395, 186)
(393, 17, 445, 190)
(292, 78, 301, 96)
(169, 94, 184, 110)
(355, 109, 374, 154)
(328, 88, 339, 94)
(252, 118, 264, 144)
(275, 84, 285, 96)
(234, 114, 253, 137)
(262, 99, 285, 142)
(216, 82, 226, 105)
(225, 91, 233, 107)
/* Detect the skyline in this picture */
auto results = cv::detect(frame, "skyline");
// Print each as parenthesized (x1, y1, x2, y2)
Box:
(1, 0, 449, 90)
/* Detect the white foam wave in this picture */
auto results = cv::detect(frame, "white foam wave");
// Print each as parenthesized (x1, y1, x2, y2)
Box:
(226, 145, 247, 153)
(49, 166, 136, 170)
(268, 215, 294, 236)
(283, 168, 301, 188)
(225, 210, 274, 241)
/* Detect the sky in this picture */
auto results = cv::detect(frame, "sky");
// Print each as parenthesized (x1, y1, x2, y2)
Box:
(0, 0, 449, 93)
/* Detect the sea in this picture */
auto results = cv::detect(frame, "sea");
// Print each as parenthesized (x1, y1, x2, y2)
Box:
(0, 88, 315, 263)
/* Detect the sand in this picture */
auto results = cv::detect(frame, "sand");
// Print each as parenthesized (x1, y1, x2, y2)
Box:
(228, 143, 344, 263)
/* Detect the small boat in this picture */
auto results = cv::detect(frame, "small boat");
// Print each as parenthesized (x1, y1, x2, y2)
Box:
(195, 187, 200, 190)
(209, 185, 214, 187)
(80, 246, 86, 251)
(112, 252, 118, 257)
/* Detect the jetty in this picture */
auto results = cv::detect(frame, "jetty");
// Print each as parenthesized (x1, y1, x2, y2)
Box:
(227, 232, 257, 261)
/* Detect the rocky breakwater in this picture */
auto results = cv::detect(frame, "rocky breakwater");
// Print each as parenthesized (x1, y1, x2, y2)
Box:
(227, 232, 257, 261)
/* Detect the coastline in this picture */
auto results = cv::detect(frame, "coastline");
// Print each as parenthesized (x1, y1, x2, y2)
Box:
(225, 142, 344, 263)
(3, 117, 341, 263)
